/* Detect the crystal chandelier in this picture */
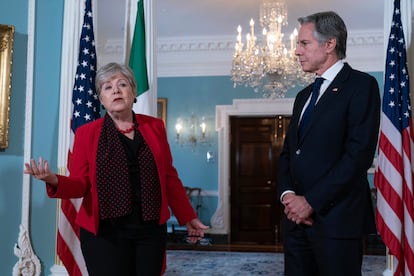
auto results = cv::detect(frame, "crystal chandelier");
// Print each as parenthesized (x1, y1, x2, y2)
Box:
(231, 0, 314, 98)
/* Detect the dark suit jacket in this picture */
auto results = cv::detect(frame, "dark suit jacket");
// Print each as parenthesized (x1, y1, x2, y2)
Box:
(277, 63, 380, 238)
(46, 114, 196, 235)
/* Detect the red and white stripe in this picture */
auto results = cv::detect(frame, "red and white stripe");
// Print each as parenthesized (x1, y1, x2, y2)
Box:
(375, 113, 414, 275)
(57, 198, 87, 276)
(56, 129, 88, 275)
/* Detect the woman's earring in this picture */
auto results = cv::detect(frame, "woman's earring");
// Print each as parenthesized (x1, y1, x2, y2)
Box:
(134, 98, 137, 103)
(101, 105, 105, 110)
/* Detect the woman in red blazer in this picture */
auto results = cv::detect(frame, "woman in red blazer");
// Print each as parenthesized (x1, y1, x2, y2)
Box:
(24, 62, 208, 275)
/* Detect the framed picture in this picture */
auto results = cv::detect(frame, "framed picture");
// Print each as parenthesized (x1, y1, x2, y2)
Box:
(0, 24, 15, 149)
(157, 98, 167, 126)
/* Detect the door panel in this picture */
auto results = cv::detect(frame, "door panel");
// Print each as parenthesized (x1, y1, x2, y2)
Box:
(230, 116, 290, 244)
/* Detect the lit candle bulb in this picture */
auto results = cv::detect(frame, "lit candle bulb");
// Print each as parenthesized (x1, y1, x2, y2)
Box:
(277, 15, 283, 24)
(290, 33, 295, 51)
(246, 33, 251, 47)
(292, 28, 298, 53)
(175, 123, 182, 143)
(175, 123, 182, 135)
(277, 15, 282, 35)
(237, 25, 242, 44)
(235, 25, 243, 54)
(249, 18, 255, 38)
(200, 122, 207, 137)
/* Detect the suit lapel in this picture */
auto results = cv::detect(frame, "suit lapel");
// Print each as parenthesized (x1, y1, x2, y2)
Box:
(298, 63, 352, 142)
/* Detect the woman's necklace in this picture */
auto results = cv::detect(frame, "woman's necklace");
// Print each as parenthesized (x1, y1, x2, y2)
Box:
(118, 124, 135, 134)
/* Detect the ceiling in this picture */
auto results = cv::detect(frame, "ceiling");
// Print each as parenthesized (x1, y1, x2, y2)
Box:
(96, 0, 385, 47)
(156, 0, 384, 37)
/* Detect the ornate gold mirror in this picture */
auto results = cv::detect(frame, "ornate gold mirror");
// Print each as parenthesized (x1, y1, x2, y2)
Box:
(0, 24, 14, 149)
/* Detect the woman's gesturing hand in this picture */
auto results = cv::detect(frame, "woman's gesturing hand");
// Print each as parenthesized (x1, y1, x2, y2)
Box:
(24, 157, 58, 186)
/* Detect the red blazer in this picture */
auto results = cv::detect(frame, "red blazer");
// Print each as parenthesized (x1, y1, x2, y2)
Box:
(47, 114, 196, 235)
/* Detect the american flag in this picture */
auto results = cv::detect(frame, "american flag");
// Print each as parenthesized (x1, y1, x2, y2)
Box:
(374, 0, 414, 275)
(57, 0, 99, 275)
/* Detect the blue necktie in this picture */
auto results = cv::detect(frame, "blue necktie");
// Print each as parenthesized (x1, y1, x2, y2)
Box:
(298, 77, 324, 139)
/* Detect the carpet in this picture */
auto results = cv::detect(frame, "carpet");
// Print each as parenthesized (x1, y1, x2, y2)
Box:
(165, 250, 386, 275)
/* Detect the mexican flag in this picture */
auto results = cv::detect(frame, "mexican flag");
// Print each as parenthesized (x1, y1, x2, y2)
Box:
(129, 0, 150, 113)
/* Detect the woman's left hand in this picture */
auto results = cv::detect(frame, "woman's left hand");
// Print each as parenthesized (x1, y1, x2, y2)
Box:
(185, 218, 209, 244)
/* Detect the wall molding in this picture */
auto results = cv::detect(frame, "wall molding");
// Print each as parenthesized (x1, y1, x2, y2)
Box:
(99, 29, 384, 77)
(210, 98, 295, 234)
(14, 0, 41, 275)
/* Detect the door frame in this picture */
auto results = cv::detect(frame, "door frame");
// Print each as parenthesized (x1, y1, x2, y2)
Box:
(210, 98, 294, 234)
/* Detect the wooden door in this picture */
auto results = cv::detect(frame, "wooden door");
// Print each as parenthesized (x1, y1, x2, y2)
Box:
(230, 116, 290, 244)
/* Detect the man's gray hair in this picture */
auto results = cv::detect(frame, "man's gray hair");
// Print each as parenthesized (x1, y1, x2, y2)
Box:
(298, 11, 347, 59)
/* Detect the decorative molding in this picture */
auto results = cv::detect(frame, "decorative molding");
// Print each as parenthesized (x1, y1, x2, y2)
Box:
(13, 225, 41, 276)
(345, 29, 384, 72)
(99, 29, 384, 77)
(210, 98, 294, 234)
(347, 29, 384, 45)
(157, 30, 384, 53)
(16, 0, 42, 273)
(158, 35, 235, 52)
(96, 38, 124, 55)
(58, 0, 83, 170)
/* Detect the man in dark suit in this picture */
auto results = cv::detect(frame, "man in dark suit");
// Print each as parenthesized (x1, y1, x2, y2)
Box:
(277, 11, 380, 276)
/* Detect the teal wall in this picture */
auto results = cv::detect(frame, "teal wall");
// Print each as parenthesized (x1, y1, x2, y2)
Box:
(0, 0, 384, 274)
(30, 1, 64, 275)
(0, 1, 29, 275)
(0, 0, 64, 275)
(0, 1, 27, 275)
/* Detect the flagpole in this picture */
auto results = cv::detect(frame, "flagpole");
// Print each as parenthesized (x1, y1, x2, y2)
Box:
(382, 248, 393, 276)
(382, 1, 394, 276)
(380, 8, 393, 276)
(123, 0, 132, 63)
(144, 0, 157, 116)
(381, 2, 395, 275)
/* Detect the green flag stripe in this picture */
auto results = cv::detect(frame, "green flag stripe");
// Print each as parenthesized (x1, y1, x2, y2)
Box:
(129, 0, 149, 95)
